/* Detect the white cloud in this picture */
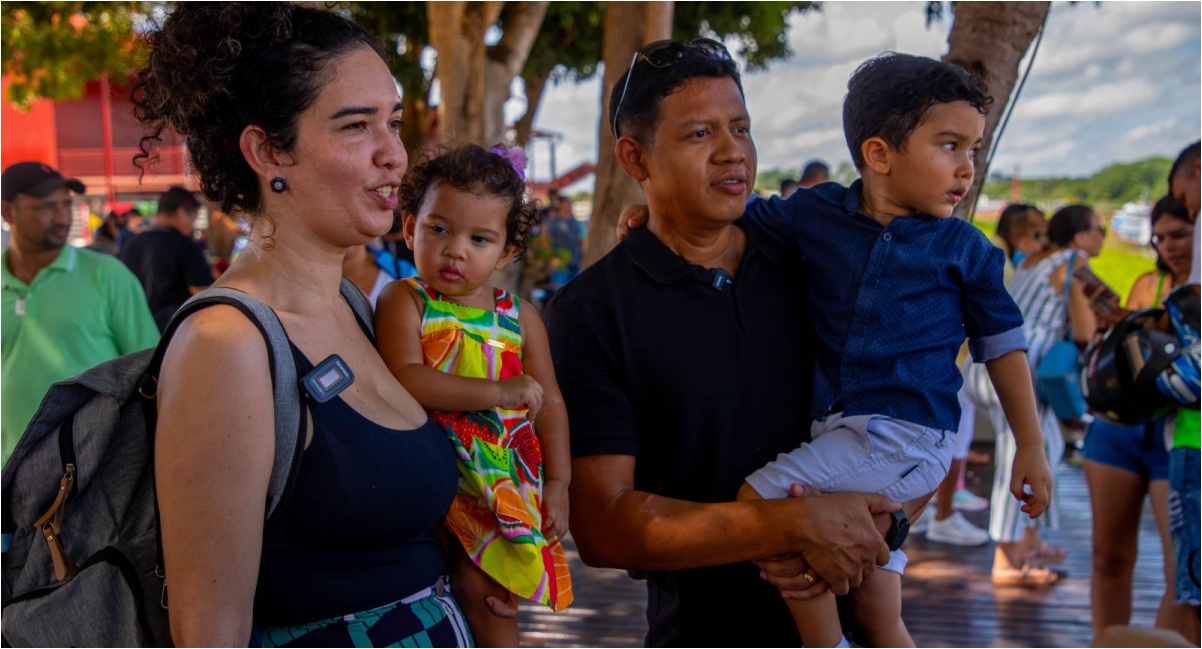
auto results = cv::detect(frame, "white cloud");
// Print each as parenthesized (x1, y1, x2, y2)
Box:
(530, 0, 1201, 187)
(1014, 78, 1158, 120)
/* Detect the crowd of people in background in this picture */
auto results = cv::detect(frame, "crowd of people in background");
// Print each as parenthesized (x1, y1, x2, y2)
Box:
(0, 3, 1198, 648)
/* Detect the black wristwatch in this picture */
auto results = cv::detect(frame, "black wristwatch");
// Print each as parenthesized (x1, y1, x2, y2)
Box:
(885, 509, 910, 552)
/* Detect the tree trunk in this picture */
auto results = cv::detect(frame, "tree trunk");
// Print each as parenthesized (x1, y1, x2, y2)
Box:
(483, 1, 550, 145)
(428, 1, 504, 146)
(402, 94, 435, 161)
(583, 1, 674, 268)
(943, 1, 1050, 219)
(514, 69, 550, 147)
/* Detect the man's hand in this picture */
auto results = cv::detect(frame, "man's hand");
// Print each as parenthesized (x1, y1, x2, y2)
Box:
(615, 204, 650, 241)
(782, 491, 898, 596)
(755, 552, 829, 601)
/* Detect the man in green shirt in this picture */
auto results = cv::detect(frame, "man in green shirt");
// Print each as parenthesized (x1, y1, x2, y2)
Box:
(1, 162, 159, 465)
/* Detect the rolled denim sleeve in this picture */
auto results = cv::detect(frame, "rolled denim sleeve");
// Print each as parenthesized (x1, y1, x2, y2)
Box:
(963, 233, 1025, 341)
(969, 326, 1028, 363)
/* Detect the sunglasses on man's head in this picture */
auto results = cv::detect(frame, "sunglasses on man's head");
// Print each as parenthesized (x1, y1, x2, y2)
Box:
(610, 38, 733, 139)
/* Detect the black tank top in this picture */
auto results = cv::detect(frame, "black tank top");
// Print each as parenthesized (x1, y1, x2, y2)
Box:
(253, 343, 459, 626)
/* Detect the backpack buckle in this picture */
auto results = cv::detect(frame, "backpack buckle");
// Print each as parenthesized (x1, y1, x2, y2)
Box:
(34, 465, 79, 581)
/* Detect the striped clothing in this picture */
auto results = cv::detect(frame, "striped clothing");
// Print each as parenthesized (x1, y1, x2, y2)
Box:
(988, 250, 1075, 542)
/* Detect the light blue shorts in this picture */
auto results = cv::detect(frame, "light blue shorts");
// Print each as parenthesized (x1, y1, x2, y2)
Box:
(746, 412, 954, 573)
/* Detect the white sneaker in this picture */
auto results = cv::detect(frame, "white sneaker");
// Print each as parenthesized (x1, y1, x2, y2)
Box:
(952, 489, 990, 512)
(926, 511, 990, 546)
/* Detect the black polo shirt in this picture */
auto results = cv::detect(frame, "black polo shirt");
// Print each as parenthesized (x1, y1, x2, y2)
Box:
(544, 222, 813, 647)
(119, 227, 212, 332)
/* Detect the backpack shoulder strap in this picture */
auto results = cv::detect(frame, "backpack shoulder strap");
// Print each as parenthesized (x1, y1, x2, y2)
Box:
(154, 281, 374, 518)
(340, 276, 375, 341)
(153, 289, 300, 519)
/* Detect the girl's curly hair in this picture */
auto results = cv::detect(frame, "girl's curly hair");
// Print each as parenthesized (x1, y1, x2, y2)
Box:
(131, 2, 384, 217)
(399, 144, 541, 260)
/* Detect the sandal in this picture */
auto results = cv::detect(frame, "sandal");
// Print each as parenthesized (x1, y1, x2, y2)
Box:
(1028, 542, 1068, 564)
(991, 563, 1063, 587)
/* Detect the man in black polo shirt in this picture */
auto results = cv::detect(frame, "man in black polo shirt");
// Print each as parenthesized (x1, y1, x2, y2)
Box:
(544, 40, 898, 647)
(119, 186, 213, 331)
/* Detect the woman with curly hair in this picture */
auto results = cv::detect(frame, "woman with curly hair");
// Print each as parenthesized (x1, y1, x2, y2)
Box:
(135, 3, 471, 646)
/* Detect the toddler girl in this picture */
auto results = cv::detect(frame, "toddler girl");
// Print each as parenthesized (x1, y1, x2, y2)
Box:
(375, 144, 573, 646)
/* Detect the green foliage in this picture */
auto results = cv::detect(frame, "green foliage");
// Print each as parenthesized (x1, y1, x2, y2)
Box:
(342, 2, 429, 106)
(525, 1, 820, 88)
(673, 2, 818, 71)
(754, 167, 798, 194)
(1, 1, 150, 109)
(523, 2, 605, 85)
(980, 157, 1173, 209)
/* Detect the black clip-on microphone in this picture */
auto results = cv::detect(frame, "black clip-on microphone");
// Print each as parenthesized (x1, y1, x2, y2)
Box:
(711, 268, 732, 291)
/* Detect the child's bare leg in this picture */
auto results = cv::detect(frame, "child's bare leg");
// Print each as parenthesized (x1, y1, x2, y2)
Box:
(851, 569, 914, 648)
(449, 544, 520, 647)
(738, 482, 845, 647)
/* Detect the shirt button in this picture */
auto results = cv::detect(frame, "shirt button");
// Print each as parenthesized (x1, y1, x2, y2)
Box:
(852, 325, 866, 335)
(882, 233, 893, 242)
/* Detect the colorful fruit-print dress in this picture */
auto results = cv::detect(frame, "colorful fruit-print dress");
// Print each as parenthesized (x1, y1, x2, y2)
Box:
(404, 277, 573, 611)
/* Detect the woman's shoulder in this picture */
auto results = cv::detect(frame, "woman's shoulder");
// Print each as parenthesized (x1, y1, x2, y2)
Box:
(1131, 269, 1160, 284)
(1125, 270, 1161, 309)
(166, 303, 276, 372)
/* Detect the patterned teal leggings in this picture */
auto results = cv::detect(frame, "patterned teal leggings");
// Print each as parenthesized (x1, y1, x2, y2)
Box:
(252, 578, 475, 648)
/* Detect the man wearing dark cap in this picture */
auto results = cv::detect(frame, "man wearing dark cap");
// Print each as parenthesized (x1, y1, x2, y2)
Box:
(120, 186, 214, 332)
(1, 162, 159, 465)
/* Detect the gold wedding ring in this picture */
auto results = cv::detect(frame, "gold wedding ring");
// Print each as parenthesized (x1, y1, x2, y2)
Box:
(802, 570, 816, 585)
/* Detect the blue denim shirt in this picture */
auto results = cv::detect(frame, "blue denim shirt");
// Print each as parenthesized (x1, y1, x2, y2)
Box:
(744, 180, 1027, 431)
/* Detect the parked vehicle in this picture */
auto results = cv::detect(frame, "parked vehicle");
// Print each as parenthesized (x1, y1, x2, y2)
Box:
(1110, 201, 1152, 245)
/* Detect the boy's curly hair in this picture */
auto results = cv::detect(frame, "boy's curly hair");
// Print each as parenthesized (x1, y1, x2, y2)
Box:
(131, 2, 384, 217)
(399, 144, 540, 260)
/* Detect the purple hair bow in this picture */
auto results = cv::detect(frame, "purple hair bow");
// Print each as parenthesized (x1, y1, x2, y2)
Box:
(490, 145, 527, 181)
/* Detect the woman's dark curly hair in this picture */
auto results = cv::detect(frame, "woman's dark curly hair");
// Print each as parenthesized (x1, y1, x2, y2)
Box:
(399, 144, 540, 260)
(132, 2, 384, 217)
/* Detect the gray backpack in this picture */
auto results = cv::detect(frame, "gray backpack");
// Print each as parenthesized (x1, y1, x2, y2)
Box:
(1, 279, 373, 647)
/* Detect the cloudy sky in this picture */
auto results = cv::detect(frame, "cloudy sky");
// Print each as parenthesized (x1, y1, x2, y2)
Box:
(515, 1, 1201, 192)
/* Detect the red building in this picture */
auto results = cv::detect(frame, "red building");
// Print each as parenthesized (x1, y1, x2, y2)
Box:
(2, 75, 192, 206)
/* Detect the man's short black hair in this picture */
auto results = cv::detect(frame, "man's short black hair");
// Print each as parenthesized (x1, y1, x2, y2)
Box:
(157, 186, 200, 215)
(1168, 141, 1200, 185)
(609, 44, 743, 145)
(843, 52, 992, 170)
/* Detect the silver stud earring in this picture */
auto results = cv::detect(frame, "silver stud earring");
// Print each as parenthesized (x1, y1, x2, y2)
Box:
(270, 177, 288, 194)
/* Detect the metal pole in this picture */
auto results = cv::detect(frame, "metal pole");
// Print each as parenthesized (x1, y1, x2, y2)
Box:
(100, 73, 115, 204)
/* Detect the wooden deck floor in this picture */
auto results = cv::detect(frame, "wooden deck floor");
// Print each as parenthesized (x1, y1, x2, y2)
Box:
(519, 449, 1174, 647)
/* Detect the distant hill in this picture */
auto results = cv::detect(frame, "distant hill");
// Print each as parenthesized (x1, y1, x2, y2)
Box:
(757, 157, 1174, 209)
(981, 157, 1173, 210)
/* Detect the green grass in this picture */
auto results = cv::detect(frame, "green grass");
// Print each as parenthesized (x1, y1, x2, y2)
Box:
(970, 218, 1156, 306)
